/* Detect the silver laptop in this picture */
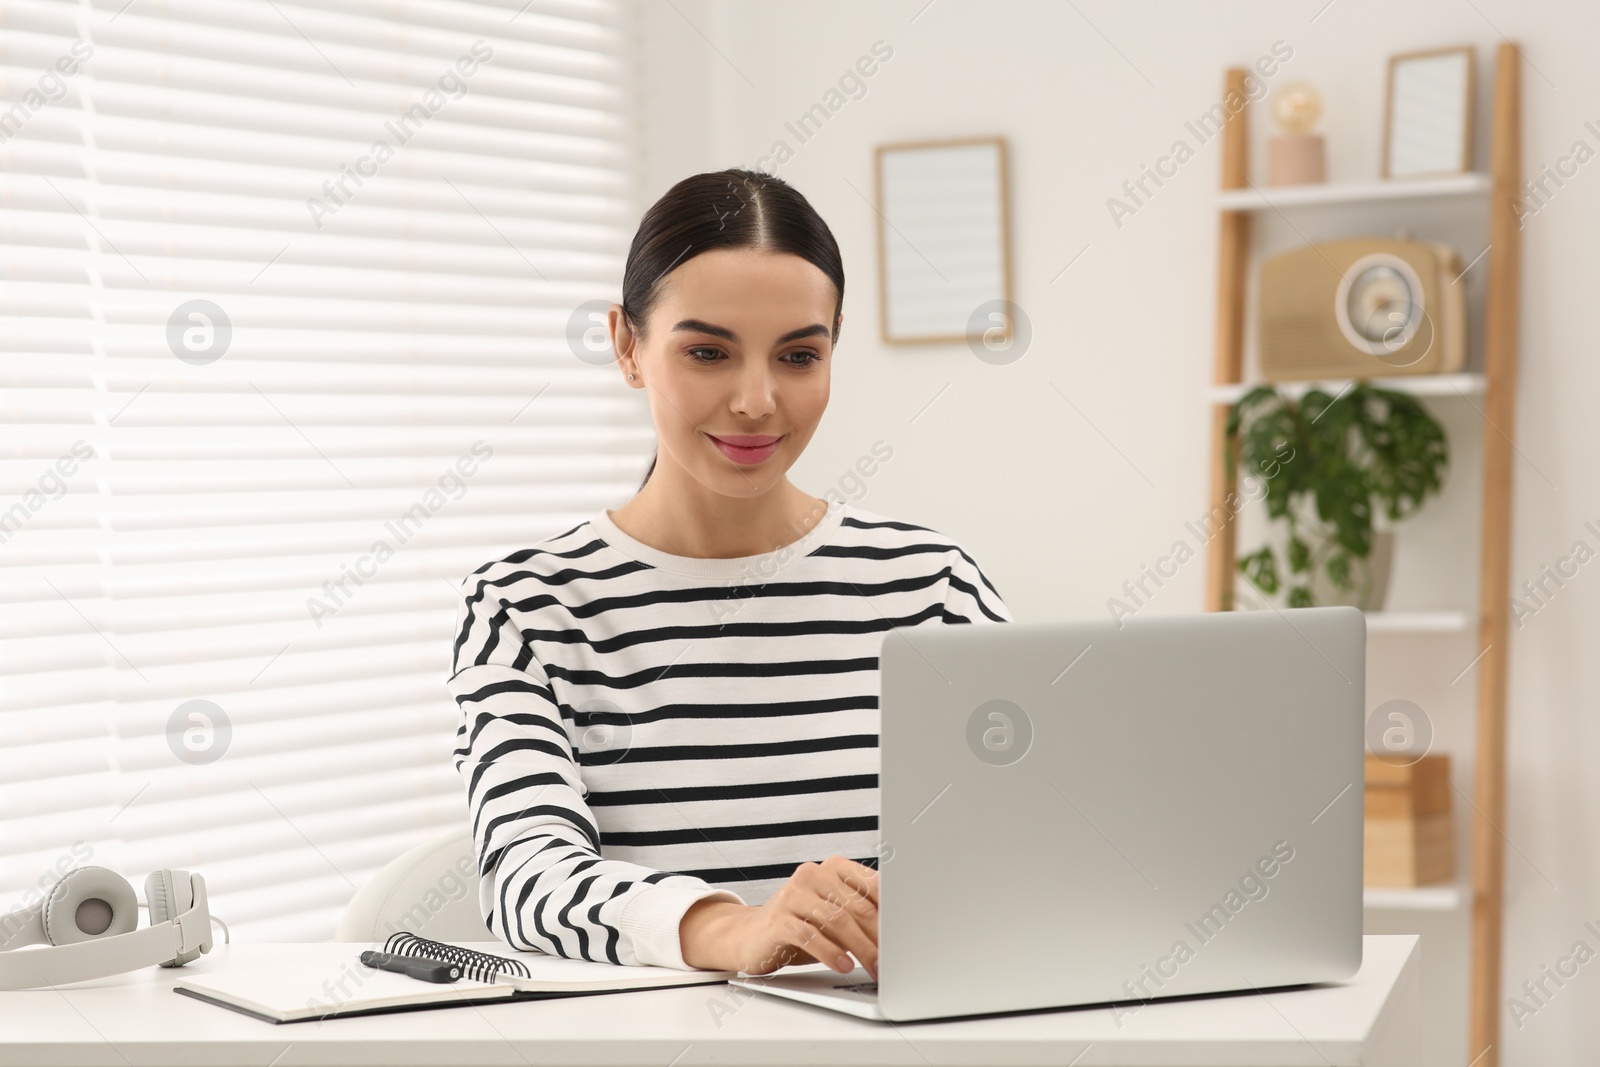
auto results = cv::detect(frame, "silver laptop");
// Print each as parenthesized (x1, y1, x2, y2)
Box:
(728, 606, 1365, 1022)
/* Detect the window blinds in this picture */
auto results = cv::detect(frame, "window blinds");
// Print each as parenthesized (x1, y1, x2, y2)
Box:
(0, 0, 649, 941)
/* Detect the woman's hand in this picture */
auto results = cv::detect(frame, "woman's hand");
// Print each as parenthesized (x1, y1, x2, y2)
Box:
(679, 855, 878, 979)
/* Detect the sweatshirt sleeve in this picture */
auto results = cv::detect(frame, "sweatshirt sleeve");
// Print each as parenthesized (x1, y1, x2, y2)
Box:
(448, 572, 745, 969)
(942, 543, 1013, 624)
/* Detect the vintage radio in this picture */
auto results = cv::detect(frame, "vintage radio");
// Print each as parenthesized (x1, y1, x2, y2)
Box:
(1257, 237, 1467, 380)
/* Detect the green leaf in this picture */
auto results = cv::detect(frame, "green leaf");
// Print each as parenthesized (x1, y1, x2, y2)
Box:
(1238, 546, 1280, 595)
(1325, 550, 1353, 591)
(1287, 535, 1311, 574)
(1288, 585, 1315, 608)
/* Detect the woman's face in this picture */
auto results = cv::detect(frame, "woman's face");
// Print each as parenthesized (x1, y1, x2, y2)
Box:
(613, 247, 839, 499)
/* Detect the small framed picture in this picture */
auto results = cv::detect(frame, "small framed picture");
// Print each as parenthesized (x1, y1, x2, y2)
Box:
(1382, 46, 1476, 179)
(874, 136, 1012, 345)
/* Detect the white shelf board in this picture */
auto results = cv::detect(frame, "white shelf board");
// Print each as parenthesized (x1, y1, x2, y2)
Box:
(1365, 611, 1472, 634)
(1207, 373, 1486, 405)
(1364, 880, 1471, 912)
(1217, 173, 1494, 211)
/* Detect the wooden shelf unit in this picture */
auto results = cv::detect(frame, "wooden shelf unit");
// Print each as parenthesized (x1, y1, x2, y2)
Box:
(1203, 46, 1521, 1067)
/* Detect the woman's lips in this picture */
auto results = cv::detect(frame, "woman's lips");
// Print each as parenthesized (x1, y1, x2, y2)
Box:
(705, 432, 783, 465)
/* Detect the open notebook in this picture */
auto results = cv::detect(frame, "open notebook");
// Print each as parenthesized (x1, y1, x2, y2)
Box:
(173, 934, 737, 1024)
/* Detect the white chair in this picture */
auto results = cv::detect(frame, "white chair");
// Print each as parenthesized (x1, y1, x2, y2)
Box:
(334, 827, 495, 943)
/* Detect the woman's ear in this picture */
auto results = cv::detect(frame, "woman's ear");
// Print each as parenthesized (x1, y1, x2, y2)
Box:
(610, 304, 641, 385)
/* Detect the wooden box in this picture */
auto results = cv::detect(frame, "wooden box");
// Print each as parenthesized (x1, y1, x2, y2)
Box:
(1364, 753, 1454, 887)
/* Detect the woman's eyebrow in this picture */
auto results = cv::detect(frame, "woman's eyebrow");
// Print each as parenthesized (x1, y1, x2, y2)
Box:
(672, 319, 830, 345)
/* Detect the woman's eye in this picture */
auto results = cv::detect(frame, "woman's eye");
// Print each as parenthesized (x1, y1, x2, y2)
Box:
(687, 347, 820, 367)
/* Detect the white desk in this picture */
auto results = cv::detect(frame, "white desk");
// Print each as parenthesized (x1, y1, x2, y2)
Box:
(0, 934, 1419, 1066)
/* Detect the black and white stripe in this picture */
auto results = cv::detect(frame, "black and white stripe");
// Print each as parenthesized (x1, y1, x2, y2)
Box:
(447, 501, 1011, 968)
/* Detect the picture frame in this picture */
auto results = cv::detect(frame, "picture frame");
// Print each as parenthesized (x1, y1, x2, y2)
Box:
(873, 136, 1012, 345)
(1381, 45, 1476, 179)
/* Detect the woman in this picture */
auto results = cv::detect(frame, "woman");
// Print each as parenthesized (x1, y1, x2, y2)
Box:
(449, 168, 1011, 981)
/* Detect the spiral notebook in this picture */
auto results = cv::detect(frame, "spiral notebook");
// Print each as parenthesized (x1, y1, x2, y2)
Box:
(172, 932, 737, 1024)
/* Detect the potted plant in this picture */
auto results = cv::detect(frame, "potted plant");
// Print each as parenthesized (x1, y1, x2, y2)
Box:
(1225, 382, 1450, 609)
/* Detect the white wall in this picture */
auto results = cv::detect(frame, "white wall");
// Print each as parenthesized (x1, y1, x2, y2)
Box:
(626, 2, 1600, 1063)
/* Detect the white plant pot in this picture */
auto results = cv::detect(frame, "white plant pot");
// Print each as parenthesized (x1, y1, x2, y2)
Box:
(1311, 530, 1395, 611)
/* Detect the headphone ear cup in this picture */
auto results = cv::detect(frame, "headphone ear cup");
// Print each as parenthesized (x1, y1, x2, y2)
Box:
(144, 870, 201, 966)
(41, 867, 138, 946)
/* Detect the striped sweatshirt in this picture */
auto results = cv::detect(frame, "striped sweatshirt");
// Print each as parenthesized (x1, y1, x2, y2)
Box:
(447, 499, 1012, 969)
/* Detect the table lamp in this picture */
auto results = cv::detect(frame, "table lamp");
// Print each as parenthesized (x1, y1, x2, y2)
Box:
(1268, 81, 1327, 185)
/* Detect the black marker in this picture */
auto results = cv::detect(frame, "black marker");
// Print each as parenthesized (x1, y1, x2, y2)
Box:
(359, 950, 462, 983)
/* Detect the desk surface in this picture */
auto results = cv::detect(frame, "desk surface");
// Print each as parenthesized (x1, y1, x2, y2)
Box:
(0, 934, 1419, 1067)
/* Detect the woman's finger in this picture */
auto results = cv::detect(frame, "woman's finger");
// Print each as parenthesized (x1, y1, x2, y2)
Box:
(759, 941, 813, 972)
(842, 887, 877, 945)
(814, 860, 879, 942)
(783, 914, 856, 973)
(843, 861, 880, 907)
(807, 897, 877, 977)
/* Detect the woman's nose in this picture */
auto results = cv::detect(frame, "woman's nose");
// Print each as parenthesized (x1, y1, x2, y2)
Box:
(731, 363, 777, 417)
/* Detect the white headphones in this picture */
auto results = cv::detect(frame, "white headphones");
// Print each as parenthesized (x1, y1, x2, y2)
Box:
(0, 866, 222, 990)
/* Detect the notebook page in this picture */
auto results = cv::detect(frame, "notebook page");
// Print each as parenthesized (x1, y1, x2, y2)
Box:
(173, 958, 508, 1022)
